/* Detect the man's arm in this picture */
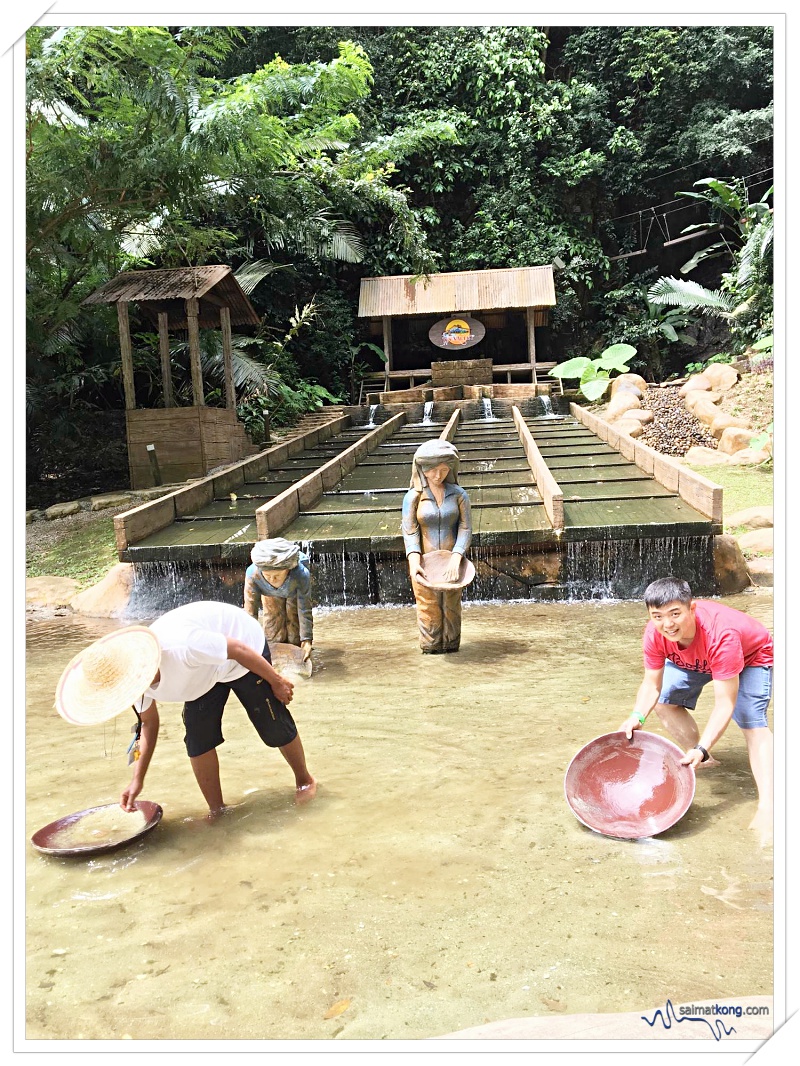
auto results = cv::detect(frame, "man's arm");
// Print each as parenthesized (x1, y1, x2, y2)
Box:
(226, 637, 294, 705)
(120, 703, 160, 811)
(619, 667, 664, 738)
(680, 675, 738, 767)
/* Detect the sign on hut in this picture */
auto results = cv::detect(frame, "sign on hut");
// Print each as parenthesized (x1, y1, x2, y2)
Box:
(83, 266, 261, 488)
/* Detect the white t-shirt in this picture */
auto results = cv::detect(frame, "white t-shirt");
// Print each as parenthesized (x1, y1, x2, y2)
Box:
(137, 601, 265, 712)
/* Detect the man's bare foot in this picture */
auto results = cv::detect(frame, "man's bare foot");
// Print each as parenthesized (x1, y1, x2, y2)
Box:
(295, 777, 318, 805)
(749, 807, 773, 847)
(206, 803, 235, 822)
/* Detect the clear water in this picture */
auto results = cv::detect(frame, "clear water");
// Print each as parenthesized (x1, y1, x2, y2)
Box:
(25, 592, 773, 1040)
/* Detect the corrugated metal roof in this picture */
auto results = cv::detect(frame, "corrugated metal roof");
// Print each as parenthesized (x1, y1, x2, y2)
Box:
(83, 266, 261, 328)
(358, 266, 556, 317)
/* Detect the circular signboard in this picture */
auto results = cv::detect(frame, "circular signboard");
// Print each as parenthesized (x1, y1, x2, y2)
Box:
(428, 315, 485, 350)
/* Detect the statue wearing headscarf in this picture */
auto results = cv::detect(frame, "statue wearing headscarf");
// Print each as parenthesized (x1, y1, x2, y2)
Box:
(244, 538, 313, 661)
(401, 439, 473, 653)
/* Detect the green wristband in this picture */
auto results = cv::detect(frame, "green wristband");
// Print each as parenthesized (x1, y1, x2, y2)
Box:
(635, 713, 646, 725)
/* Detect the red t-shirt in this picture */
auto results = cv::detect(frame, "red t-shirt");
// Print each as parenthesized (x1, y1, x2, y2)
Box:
(643, 599, 773, 680)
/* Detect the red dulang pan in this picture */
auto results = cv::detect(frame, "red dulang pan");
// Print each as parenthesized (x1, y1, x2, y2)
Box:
(30, 800, 163, 857)
(564, 732, 695, 839)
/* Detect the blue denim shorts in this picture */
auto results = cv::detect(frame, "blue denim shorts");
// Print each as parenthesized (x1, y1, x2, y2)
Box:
(659, 660, 773, 729)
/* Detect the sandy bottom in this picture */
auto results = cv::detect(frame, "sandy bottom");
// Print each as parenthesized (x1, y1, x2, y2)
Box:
(25, 591, 773, 1042)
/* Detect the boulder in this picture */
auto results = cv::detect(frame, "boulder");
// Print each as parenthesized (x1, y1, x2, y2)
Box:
(737, 528, 773, 555)
(684, 389, 722, 412)
(610, 373, 648, 397)
(727, 448, 771, 465)
(703, 363, 739, 391)
(718, 427, 756, 454)
(618, 409, 654, 424)
(746, 557, 774, 587)
(26, 510, 41, 524)
(684, 446, 730, 467)
(605, 392, 641, 421)
(694, 399, 725, 427)
(679, 373, 713, 396)
(44, 501, 81, 520)
(89, 492, 135, 512)
(727, 506, 773, 530)
(709, 413, 752, 439)
(713, 535, 752, 595)
(70, 563, 135, 618)
(26, 576, 80, 608)
(614, 418, 644, 437)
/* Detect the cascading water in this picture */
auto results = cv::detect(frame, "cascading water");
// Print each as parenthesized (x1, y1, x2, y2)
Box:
(563, 535, 715, 601)
(538, 395, 559, 418)
(481, 397, 498, 421)
(421, 401, 434, 425)
(365, 404, 379, 428)
(127, 560, 245, 617)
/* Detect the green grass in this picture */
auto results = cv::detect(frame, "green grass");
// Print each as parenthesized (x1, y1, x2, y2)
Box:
(684, 462, 773, 527)
(26, 517, 119, 589)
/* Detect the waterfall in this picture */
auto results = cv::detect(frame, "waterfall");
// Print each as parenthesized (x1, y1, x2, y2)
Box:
(421, 401, 434, 425)
(365, 404, 379, 428)
(481, 397, 498, 421)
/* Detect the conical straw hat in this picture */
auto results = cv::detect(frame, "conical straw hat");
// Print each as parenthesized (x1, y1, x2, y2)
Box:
(55, 626, 161, 726)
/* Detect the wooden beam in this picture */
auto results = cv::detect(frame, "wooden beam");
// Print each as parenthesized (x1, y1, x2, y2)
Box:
(117, 301, 136, 410)
(526, 307, 537, 386)
(157, 311, 174, 408)
(186, 296, 204, 406)
(382, 316, 393, 390)
(220, 305, 235, 410)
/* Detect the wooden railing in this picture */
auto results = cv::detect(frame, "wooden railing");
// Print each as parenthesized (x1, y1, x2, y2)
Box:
(511, 405, 564, 530)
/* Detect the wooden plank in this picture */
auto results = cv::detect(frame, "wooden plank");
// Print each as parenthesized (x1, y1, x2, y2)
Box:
(114, 495, 176, 551)
(563, 494, 711, 530)
(652, 452, 682, 493)
(220, 305, 235, 409)
(678, 468, 724, 524)
(561, 480, 676, 501)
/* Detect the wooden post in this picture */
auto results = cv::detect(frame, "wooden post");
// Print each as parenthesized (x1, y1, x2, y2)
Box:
(117, 301, 136, 410)
(186, 297, 204, 406)
(157, 311, 174, 408)
(220, 305, 235, 410)
(526, 307, 537, 386)
(382, 316, 393, 391)
(146, 443, 163, 486)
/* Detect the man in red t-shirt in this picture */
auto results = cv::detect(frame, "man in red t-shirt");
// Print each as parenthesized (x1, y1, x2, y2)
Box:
(619, 576, 773, 840)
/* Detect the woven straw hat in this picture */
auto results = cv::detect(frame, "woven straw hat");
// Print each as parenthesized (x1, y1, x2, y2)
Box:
(55, 626, 161, 726)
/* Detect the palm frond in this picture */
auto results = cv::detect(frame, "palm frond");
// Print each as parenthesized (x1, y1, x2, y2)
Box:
(233, 259, 290, 295)
(647, 276, 734, 318)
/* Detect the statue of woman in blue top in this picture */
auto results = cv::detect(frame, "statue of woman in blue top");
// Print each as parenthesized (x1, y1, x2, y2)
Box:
(244, 538, 313, 661)
(401, 439, 473, 654)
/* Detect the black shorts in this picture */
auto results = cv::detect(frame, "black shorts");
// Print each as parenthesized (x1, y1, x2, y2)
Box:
(182, 643, 298, 757)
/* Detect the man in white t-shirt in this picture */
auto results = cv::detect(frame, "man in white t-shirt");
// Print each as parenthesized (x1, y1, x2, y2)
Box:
(55, 601, 316, 816)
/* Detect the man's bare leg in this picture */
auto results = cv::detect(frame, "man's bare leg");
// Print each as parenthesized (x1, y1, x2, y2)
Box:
(655, 702, 720, 767)
(189, 748, 226, 815)
(279, 734, 317, 804)
(743, 726, 773, 843)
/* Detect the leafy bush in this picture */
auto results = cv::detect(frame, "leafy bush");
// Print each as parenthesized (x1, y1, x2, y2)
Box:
(549, 343, 636, 401)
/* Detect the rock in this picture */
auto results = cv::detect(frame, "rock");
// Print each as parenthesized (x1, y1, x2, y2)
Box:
(747, 557, 774, 587)
(679, 374, 713, 396)
(727, 506, 773, 530)
(718, 427, 756, 454)
(684, 390, 722, 412)
(693, 399, 725, 427)
(26, 576, 80, 608)
(737, 528, 773, 555)
(89, 492, 135, 511)
(728, 448, 771, 465)
(70, 563, 135, 617)
(713, 535, 752, 595)
(614, 418, 644, 437)
(618, 409, 654, 424)
(26, 510, 41, 524)
(709, 413, 752, 439)
(610, 373, 648, 397)
(606, 392, 641, 420)
(703, 363, 739, 391)
(684, 446, 730, 466)
(44, 501, 81, 520)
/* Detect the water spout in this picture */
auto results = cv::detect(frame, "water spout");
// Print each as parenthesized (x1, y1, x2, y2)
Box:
(421, 401, 434, 425)
(481, 397, 498, 421)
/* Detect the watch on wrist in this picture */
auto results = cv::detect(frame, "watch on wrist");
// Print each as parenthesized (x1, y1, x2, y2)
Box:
(694, 744, 710, 763)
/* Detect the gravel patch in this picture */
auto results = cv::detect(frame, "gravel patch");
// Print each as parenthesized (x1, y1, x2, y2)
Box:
(638, 386, 718, 456)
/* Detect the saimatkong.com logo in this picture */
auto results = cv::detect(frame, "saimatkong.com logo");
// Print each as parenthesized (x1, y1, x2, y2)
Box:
(641, 999, 770, 1041)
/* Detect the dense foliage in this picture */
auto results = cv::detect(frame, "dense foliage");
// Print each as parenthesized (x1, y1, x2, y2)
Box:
(26, 23, 773, 503)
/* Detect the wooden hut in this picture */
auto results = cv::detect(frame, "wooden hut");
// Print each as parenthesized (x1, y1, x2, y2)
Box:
(357, 265, 557, 396)
(83, 266, 261, 488)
